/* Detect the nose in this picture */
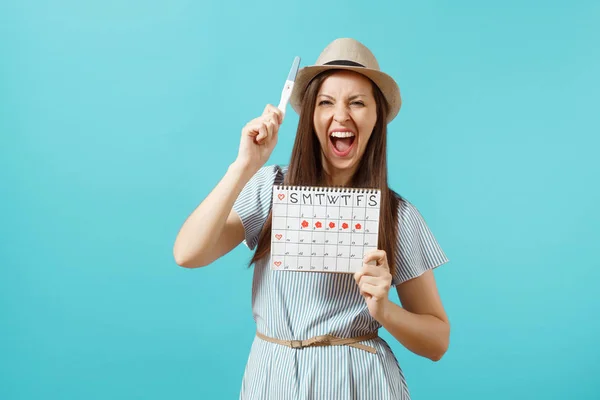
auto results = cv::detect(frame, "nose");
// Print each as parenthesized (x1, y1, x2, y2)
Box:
(332, 103, 350, 123)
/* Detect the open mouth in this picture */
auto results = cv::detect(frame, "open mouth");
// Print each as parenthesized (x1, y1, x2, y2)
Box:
(329, 131, 356, 157)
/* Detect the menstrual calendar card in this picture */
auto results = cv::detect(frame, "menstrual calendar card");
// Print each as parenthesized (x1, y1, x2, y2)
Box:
(270, 185, 381, 273)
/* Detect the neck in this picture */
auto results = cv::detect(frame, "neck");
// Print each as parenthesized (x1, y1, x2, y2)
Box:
(323, 163, 356, 187)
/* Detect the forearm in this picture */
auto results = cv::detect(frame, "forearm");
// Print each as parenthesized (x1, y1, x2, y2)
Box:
(173, 161, 253, 266)
(379, 300, 450, 361)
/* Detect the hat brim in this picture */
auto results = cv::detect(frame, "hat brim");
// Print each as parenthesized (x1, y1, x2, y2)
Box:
(289, 65, 402, 124)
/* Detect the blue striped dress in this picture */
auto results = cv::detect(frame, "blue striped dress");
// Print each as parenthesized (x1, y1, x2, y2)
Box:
(233, 165, 449, 400)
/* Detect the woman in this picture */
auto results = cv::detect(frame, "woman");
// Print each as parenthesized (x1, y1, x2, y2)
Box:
(173, 38, 450, 399)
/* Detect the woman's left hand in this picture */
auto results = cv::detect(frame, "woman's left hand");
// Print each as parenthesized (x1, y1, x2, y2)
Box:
(354, 249, 393, 322)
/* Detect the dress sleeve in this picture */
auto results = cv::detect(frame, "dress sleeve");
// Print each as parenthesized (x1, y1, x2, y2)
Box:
(391, 199, 450, 285)
(232, 165, 284, 251)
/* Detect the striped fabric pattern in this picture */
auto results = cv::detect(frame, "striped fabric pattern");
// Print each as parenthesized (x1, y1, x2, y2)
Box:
(233, 165, 449, 400)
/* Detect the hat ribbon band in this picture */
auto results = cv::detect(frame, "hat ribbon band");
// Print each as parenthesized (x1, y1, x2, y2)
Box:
(323, 60, 365, 68)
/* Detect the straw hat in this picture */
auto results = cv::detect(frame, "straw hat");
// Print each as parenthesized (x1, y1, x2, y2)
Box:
(290, 38, 402, 123)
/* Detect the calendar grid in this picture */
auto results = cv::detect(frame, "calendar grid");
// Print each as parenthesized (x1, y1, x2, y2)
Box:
(323, 192, 337, 272)
(299, 199, 313, 271)
(271, 186, 380, 274)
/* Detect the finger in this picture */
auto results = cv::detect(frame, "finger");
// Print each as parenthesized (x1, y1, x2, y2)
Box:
(363, 249, 386, 264)
(354, 262, 385, 282)
(359, 281, 378, 298)
(264, 118, 275, 141)
(363, 249, 388, 268)
(264, 104, 284, 124)
(360, 275, 391, 293)
(354, 268, 366, 284)
(360, 264, 387, 278)
(359, 281, 374, 298)
(262, 104, 277, 120)
(256, 123, 269, 143)
(268, 116, 281, 137)
(359, 275, 384, 286)
(262, 113, 280, 135)
(262, 104, 274, 115)
(273, 108, 284, 125)
(243, 117, 265, 135)
(359, 282, 387, 300)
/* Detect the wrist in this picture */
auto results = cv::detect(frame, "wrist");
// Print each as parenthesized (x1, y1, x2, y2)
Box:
(229, 159, 256, 181)
(376, 298, 396, 325)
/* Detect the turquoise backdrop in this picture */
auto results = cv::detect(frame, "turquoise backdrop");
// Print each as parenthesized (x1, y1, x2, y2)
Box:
(1, 0, 599, 399)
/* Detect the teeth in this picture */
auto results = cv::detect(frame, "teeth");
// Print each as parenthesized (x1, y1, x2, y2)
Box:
(330, 131, 355, 138)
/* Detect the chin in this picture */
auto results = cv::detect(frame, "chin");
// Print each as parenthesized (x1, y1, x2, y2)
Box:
(323, 154, 359, 174)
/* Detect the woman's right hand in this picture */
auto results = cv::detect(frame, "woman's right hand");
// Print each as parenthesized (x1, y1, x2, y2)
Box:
(234, 104, 284, 175)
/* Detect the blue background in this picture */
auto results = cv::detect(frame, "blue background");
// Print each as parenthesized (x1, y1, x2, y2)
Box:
(1, 0, 599, 399)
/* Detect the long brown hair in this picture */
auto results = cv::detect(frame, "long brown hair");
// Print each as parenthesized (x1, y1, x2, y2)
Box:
(250, 69, 401, 274)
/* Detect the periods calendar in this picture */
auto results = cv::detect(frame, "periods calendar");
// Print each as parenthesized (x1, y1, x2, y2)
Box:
(270, 185, 380, 273)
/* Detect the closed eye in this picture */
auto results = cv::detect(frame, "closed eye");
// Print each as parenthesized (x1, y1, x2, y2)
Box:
(318, 100, 365, 106)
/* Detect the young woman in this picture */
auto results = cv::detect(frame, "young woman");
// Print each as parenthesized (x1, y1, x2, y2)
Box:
(173, 38, 450, 400)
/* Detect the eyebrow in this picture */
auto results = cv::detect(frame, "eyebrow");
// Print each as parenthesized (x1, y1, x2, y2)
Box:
(318, 94, 367, 101)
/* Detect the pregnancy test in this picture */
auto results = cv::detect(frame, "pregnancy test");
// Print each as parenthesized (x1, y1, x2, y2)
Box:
(277, 56, 301, 118)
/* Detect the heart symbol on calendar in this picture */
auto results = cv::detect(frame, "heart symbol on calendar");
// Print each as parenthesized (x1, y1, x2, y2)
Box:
(278, 193, 285, 200)
(274, 261, 282, 267)
(275, 234, 282, 240)
(355, 223, 362, 230)
(329, 222, 335, 229)
(342, 223, 349, 229)
(315, 221, 322, 228)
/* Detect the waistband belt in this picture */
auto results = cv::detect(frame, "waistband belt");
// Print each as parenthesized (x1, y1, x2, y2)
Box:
(256, 331, 379, 354)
